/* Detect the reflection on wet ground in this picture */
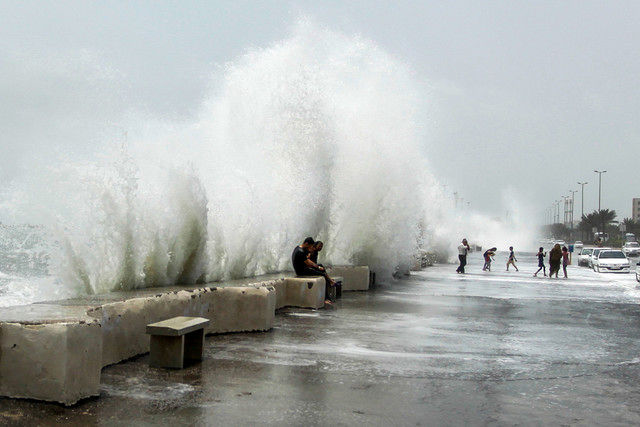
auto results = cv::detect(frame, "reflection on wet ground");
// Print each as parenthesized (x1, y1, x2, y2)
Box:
(2, 257, 640, 425)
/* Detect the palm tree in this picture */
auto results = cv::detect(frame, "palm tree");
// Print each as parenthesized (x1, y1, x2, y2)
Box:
(578, 209, 617, 236)
(622, 217, 640, 235)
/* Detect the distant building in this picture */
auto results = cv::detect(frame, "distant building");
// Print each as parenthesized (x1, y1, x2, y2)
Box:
(633, 198, 640, 222)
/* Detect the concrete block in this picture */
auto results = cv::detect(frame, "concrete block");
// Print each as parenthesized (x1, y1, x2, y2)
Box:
(0, 321, 102, 405)
(271, 279, 288, 310)
(208, 286, 276, 333)
(328, 266, 370, 291)
(284, 277, 326, 309)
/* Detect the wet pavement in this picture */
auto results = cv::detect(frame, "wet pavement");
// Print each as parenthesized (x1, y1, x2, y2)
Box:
(3, 254, 640, 425)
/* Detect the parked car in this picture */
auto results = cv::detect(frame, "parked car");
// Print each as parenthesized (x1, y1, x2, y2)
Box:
(577, 247, 594, 266)
(589, 247, 611, 269)
(622, 241, 640, 257)
(593, 250, 630, 273)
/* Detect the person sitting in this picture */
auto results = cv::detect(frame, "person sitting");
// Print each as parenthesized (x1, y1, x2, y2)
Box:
(292, 237, 336, 304)
(309, 241, 325, 266)
(308, 240, 341, 300)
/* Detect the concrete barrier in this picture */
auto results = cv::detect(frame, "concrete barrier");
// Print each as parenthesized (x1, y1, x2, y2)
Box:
(0, 320, 102, 405)
(0, 268, 368, 405)
(277, 277, 326, 309)
(328, 266, 370, 291)
(0, 278, 279, 404)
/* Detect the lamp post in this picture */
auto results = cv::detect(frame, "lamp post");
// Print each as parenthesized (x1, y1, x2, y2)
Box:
(594, 170, 607, 234)
(569, 190, 578, 229)
(577, 181, 588, 241)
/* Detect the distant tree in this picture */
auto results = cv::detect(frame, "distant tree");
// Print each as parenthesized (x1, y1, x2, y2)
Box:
(622, 217, 640, 235)
(578, 209, 617, 233)
(542, 223, 571, 241)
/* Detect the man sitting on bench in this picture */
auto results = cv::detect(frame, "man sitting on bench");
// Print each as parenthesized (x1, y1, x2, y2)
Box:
(309, 240, 325, 267)
(292, 237, 336, 304)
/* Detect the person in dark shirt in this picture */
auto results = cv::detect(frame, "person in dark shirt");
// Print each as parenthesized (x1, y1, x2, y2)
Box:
(506, 246, 519, 271)
(292, 237, 336, 304)
(292, 237, 315, 276)
(534, 247, 547, 277)
(309, 241, 324, 265)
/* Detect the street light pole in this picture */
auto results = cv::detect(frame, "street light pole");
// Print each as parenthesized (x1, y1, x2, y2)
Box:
(562, 196, 570, 226)
(594, 170, 607, 234)
(577, 182, 588, 220)
(577, 181, 588, 241)
(569, 190, 578, 229)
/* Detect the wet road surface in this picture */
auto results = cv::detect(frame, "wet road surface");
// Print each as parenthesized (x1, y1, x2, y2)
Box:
(3, 254, 640, 425)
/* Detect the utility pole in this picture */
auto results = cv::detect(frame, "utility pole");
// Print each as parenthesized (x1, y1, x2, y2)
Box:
(594, 170, 607, 234)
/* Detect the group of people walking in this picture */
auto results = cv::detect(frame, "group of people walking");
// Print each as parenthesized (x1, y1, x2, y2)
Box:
(534, 244, 570, 278)
(456, 239, 570, 278)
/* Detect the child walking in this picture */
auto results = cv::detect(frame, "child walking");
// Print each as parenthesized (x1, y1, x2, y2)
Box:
(483, 247, 497, 271)
(506, 246, 519, 271)
(562, 246, 569, 278)
(534, 247, 546, 277)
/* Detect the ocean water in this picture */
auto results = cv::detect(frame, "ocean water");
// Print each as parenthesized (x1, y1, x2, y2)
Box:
(0, 21, 536, 306)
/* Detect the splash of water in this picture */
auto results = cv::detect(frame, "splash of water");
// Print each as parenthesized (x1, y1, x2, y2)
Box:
(0, 20, 535, 301)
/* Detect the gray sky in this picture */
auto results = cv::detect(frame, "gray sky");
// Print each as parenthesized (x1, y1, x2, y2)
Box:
(1, 0, 639, 220)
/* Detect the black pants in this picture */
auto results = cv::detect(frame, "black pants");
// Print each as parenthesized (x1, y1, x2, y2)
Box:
(457, 254, 467, 273)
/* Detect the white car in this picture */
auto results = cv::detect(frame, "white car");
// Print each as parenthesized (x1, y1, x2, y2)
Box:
(622, 242, 640, 257)
(589, 247, 611, 269)
(577, 247, 594, 266)
(593, 250, 630, 273)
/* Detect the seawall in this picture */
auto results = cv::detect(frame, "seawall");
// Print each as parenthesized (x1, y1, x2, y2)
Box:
(0, 266, 370, 405)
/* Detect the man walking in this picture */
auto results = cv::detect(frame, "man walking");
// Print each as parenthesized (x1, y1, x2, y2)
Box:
(456, 238, 471, 274)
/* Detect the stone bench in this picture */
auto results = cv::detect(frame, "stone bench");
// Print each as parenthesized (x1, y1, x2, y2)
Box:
(327, 266, 370, 291)
(146, 316, 210, 369)
(279, 277, 326, 309)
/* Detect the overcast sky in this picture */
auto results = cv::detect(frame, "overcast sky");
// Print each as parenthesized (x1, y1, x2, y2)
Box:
(1, 1, 639, 220)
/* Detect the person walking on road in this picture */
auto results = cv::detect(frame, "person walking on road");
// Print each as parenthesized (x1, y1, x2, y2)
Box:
(562, 246, 570, 278)
(534, 247, 547, 277)
(549, 244, 563, 278)
(483, 247, 497, 271)
(456, 238, 471, 274)
(506, 246, 519, 271)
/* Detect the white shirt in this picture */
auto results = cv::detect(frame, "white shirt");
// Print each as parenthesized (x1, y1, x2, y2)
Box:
(458, 244, 468, 255)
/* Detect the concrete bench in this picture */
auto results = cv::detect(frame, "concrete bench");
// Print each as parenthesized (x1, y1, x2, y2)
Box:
(282, 277, 325, 309)
(327, 266, 370, 291)
(146, 316, 210, 369)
